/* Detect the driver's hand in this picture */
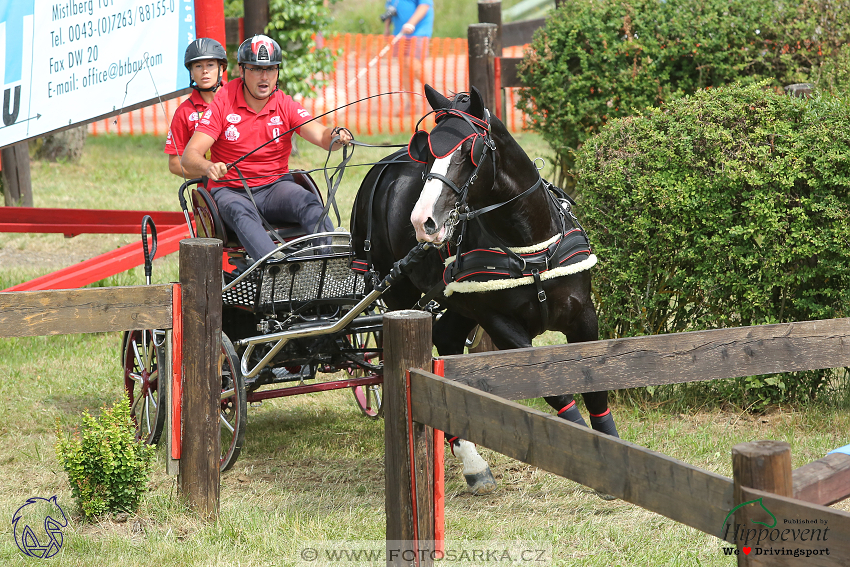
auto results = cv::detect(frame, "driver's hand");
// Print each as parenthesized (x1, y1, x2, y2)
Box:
(205, 161, 228, 181)
(332, 127, 353, 148)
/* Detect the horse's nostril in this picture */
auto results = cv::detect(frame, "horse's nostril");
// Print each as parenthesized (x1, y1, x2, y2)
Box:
(424, 218, 438, 235)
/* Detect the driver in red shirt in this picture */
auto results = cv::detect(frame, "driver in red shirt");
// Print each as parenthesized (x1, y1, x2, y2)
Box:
(181, 35, 352, 263)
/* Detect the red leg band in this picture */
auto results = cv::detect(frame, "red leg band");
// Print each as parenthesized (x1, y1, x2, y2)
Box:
(589, 408, 611, 418)
(557, 400, 577, 415)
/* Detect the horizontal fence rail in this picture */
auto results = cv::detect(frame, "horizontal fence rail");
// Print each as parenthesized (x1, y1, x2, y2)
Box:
(440, 318, 850, 399)
(87, 35, 530, 138)
(0, 285, 174, 337)
(408, 368, 737, 541)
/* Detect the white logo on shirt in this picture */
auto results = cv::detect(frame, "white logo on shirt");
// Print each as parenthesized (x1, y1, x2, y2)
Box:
(272, 127, 280, 142)
(268, 116, 282, 125)
(204, 109, 212, 118)
(297, 109, 310, 118)
(188, 112, 199, 122)
(225, 124, 240, 142)
(226, 114, 242, 124)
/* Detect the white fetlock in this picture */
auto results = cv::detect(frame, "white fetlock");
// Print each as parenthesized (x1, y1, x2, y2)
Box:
(453, 440, 497, 495)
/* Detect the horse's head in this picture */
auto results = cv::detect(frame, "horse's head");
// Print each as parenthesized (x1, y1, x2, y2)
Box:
(408, 85, 494, 245)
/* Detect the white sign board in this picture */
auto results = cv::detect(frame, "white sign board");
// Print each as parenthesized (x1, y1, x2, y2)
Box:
(0, 0, 196, 148)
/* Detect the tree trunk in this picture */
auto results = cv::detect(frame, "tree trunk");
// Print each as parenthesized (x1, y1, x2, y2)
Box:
(34, 125, 87, 163)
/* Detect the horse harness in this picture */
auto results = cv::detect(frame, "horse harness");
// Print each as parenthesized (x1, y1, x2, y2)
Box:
(352, 98, 594, 330)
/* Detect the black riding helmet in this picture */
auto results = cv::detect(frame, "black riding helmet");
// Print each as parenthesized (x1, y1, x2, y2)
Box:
(237, 35, 282, 99)
(184, 38, 227, 92)
(237, 35, 282, 67)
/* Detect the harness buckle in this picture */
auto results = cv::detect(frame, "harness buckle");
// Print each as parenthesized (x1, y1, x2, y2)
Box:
(364, 239, 371, 252)
(531, 269, 546, 302)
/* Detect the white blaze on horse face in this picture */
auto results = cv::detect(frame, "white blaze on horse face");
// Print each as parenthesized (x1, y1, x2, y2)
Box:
(411, 154, 453, 243)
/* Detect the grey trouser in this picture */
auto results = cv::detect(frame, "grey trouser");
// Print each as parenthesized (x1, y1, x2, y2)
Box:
(211, 174, 334, 261)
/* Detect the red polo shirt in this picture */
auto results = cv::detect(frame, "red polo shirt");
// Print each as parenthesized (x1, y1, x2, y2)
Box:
(195, 78, 312, 188)
(164, 89, 213, 157)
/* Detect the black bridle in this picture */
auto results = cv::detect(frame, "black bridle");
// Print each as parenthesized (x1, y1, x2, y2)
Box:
(407, 100, 563, 321)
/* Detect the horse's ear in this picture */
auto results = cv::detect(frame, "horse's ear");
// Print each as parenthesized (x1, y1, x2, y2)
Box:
(468, 86, 486, 120)
(424, 84, 451, 110)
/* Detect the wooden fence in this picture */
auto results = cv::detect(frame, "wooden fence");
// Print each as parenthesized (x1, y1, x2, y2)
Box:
(384, 311, 850, 567)
(0, 238, 223, 520)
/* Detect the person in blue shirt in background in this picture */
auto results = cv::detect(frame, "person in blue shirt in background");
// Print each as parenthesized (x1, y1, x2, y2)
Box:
(383, 0, 434, 106)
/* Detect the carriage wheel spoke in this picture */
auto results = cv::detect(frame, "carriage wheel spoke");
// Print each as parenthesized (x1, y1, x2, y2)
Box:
(131, 341, 145, 372)
(130, 387, 144, 415)
(220, 414, 234, 433)
(143, 397, 151, 432)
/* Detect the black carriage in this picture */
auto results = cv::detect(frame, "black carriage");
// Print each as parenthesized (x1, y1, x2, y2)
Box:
(122, 171, 384, 471)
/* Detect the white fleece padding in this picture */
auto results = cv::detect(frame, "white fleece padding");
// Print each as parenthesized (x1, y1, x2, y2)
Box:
(444, 254, 597, 296)
(453, 439, 488, 476)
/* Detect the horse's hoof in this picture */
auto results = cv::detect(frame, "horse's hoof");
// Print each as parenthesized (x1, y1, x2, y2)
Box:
(464, 467, 497, 495)
(594, 490, 617, 501)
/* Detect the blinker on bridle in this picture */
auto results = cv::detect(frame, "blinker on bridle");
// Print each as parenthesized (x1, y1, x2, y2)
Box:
(407, 101, 496, 206)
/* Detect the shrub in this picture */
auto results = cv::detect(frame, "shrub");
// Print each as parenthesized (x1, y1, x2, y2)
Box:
(56, 397, 155, 520)
(575, 82, 850, 408)
(518, 0, 850, 187)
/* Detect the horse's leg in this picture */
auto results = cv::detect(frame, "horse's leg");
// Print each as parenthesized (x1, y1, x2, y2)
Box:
(551, 295, 620, 438)
(544, 394, 587, 427)
(582, 391, 619, 437)
(433, 311, 497, 495)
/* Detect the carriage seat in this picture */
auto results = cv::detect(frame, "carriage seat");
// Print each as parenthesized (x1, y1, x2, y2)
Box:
(190, 170, 325, 252)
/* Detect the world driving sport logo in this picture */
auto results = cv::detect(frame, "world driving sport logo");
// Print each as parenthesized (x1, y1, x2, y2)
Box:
(12, 496, 68, 559)
(720, 497, 831, 559)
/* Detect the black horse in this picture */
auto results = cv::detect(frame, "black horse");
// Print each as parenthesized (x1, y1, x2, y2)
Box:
(351, 85, 619, 494)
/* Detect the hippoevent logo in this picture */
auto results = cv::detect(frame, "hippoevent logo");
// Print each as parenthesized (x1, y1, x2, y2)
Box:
(11, 496, 68, 559)
(720, 497, 831, 559)
(1, 0, 34, 126)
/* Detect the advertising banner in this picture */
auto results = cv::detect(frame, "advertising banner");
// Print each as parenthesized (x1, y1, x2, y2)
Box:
(0, 0, 196, 148)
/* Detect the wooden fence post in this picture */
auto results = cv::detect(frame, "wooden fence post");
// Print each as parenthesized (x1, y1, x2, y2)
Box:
(732, 440, 793, 566)
(384, 310, 435, 567)
(468, 23, 498, 113)
(478, 1, 502, 56)
(477, 1, 505, 122)
(1, 142, 33, 207)
(178, 238, 222, 520)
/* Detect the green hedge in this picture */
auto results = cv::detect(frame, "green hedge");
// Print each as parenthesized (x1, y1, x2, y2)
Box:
(518, 0, 850, 186)
(575, 82, 850, 407)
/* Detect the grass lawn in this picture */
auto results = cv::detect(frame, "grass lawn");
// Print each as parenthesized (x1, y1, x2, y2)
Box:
(1, 134, 849, 566)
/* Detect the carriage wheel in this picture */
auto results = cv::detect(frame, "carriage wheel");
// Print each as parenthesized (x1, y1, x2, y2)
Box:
(122, 329, 166, 445)
(347, 327, 384, 419)
(220, 333, 247, 472)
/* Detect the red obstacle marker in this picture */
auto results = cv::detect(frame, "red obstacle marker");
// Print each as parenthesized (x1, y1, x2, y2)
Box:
(3, 224, 189, 292)
(0, 207, 187, 237)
